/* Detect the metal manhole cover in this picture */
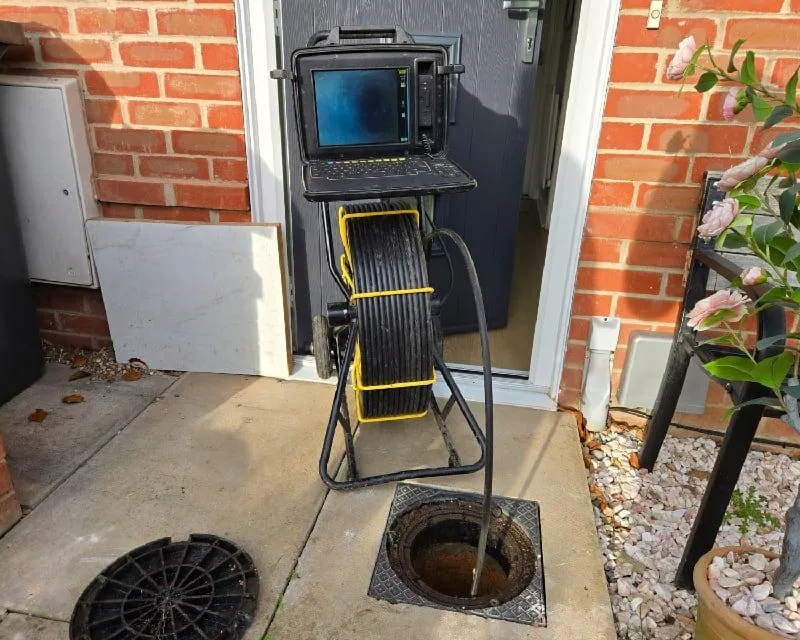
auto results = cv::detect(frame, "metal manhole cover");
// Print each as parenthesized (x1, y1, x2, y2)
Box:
(70, 534, 259, 640)
(368, 483, 546, 626)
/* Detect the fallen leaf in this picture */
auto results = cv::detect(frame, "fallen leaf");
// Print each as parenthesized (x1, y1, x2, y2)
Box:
(628, 452, 640, 469)
(28, 408, 48, 423)
(583, 455, 592, 469)
(70, 354, 87, 368)
(121, 369, 143, 381)
(62, 393, 85, 404)
(589, 484, 609, 512)
(587, 440, 602, 451)
(688, 469, 710, 480)
(69, 370, 90, 381)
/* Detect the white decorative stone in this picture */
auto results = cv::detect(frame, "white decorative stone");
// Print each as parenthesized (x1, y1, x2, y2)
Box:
(753, 583, 772, 601)
(748, 553, 768, 571)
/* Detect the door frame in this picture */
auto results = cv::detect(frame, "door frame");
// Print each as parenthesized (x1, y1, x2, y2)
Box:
(235, 0, 621, 410)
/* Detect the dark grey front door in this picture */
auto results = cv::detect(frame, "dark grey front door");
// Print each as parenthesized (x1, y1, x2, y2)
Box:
(280, 0, 542, 351)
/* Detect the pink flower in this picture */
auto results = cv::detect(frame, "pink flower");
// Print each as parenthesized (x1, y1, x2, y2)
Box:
(717, 156, 769, 191)
(667, 36, 698, 80)
(759, 142, 786, 161)
(741, 267, 767, 286)
(686, 289, 751, 331)
(697, 198, 739, 238)
(722, 87, 739, 121)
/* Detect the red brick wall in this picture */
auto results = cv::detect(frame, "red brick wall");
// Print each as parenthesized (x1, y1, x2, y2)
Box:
(561, 0, 800, 433)
(0, 434, 22, 535)
(0, 1, 249, 350)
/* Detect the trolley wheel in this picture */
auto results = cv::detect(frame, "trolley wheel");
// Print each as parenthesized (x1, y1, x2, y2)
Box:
(312, 315, 334, 379)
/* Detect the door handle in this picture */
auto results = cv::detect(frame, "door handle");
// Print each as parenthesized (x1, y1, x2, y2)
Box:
(502, 0, 544, 64)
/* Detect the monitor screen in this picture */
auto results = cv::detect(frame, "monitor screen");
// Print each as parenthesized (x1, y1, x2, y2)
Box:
(313, 68, 409, 147)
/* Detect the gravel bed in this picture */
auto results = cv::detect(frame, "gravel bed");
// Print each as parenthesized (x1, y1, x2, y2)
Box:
(586, 421, 800, 639)
(42, 340, 176, 382)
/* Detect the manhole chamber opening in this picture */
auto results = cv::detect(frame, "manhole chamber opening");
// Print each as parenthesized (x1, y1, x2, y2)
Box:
(386, 499, 536, 609)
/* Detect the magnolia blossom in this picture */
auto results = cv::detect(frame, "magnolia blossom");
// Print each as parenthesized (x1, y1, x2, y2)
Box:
(722, 87, 739, 121)
(741, 266, 767, 286)
(759, 142, 787, 161)
(717, 156, 769, 191)
(666, 36, 698, 80)
(697, 197, 738, 238)
(686, 289, 751, 331)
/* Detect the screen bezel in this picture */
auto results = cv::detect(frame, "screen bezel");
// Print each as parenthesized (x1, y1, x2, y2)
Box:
(312, 67, 410, 149)
(293, 47, 447, 160)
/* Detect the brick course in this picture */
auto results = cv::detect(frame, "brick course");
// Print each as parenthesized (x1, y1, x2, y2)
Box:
(561, 0, 800, 439)
(0, 0, 249, 350)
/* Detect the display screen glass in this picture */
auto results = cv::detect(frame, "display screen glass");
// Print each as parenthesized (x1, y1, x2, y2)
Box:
(313, 68, 409, 147)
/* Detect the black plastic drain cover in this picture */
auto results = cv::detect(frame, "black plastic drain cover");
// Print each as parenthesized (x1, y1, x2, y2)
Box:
(70, 534, 259, 640)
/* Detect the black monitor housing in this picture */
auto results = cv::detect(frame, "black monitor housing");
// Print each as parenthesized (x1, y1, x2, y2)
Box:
(291, 45, 450, 161)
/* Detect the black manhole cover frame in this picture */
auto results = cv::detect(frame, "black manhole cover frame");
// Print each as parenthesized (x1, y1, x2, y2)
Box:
(368, 483, 546, 626)
(70, 534, 259, 640)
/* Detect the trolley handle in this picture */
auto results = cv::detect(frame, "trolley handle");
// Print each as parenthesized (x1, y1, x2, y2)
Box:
(307, 25, 414, 47)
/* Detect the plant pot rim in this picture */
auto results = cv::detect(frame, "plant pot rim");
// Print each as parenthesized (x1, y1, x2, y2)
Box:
(694, 545, 783, 640)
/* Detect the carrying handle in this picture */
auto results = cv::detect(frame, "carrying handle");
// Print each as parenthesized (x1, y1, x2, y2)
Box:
(307, 25, 414, 47)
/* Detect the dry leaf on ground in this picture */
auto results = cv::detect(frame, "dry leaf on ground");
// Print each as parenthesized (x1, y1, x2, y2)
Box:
(28, 408, 48, 423)
(589, 483, 609, 512)
(70, 354, 87, 368)
(62, 393, 85, 404)
(121, 369, 143, 381)
(628, 452, 640, 469)
(69, 370, 90, 381)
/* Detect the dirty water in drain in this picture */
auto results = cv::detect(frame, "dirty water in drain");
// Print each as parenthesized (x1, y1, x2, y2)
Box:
(386, 499, 536, 610)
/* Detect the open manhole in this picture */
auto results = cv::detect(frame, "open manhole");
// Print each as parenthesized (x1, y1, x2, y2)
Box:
(369, 483, 545, 625)
(70, 534, 259, 640)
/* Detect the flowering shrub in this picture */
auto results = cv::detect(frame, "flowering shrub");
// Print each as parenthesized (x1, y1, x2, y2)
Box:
(668, 37, 800, 600)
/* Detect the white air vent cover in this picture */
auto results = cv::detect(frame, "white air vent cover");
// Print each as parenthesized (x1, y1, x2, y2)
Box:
(617, 331, 709, 414)
(0, 75, 99, 287)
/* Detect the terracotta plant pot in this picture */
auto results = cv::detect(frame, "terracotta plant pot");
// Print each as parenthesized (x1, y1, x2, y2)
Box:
(694, 546, 783, 640)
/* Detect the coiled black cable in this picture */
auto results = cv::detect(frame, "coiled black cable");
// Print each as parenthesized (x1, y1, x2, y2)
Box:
(345, 204, 434, 419)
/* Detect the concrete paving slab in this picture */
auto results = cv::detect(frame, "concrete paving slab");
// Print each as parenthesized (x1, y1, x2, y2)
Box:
(0, 374, 343, 640)
(268, 404, 616, 640)
(0, 363, 175, 507)
(0, 613, 68, 640)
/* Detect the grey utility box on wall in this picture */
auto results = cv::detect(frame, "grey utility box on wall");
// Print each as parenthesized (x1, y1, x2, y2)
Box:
(0, 75, 99, 287)
(617, 331, 710, 415)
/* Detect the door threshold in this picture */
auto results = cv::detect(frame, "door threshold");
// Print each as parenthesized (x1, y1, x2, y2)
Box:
(289, 355, 556, 410)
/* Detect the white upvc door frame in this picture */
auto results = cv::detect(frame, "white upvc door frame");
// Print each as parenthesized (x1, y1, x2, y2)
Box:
(234, 0, 621, 410)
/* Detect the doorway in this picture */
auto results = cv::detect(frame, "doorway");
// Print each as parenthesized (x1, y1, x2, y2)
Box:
(237, 0, 622, 406)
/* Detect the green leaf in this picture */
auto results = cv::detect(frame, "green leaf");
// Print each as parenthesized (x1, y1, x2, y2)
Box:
(751, 95, 773, 122)
(783, 384, 800, 399)
(773, 131, 800, 148)
(703, 356, 757, 382)
(757, 286, 792, 306)
(764, 104, 794, 130)
(753, 219, 784, 247)
(753, 351, 794, 390)
(725, 397, 784, 418)
(779, 186, 798, 224)
(728, 39, 746, 73)
(739, 51, 757, 85)
(786, 66, 799, 107)
(694, 71, 718, 93)
(698, 335, 737, 347)
(721, 229, 749, 249)
(780, 239, 800, 265)
(756, 333, 800, 350)
(735, 195, 761, 211)
(778, 141, 800, 164)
